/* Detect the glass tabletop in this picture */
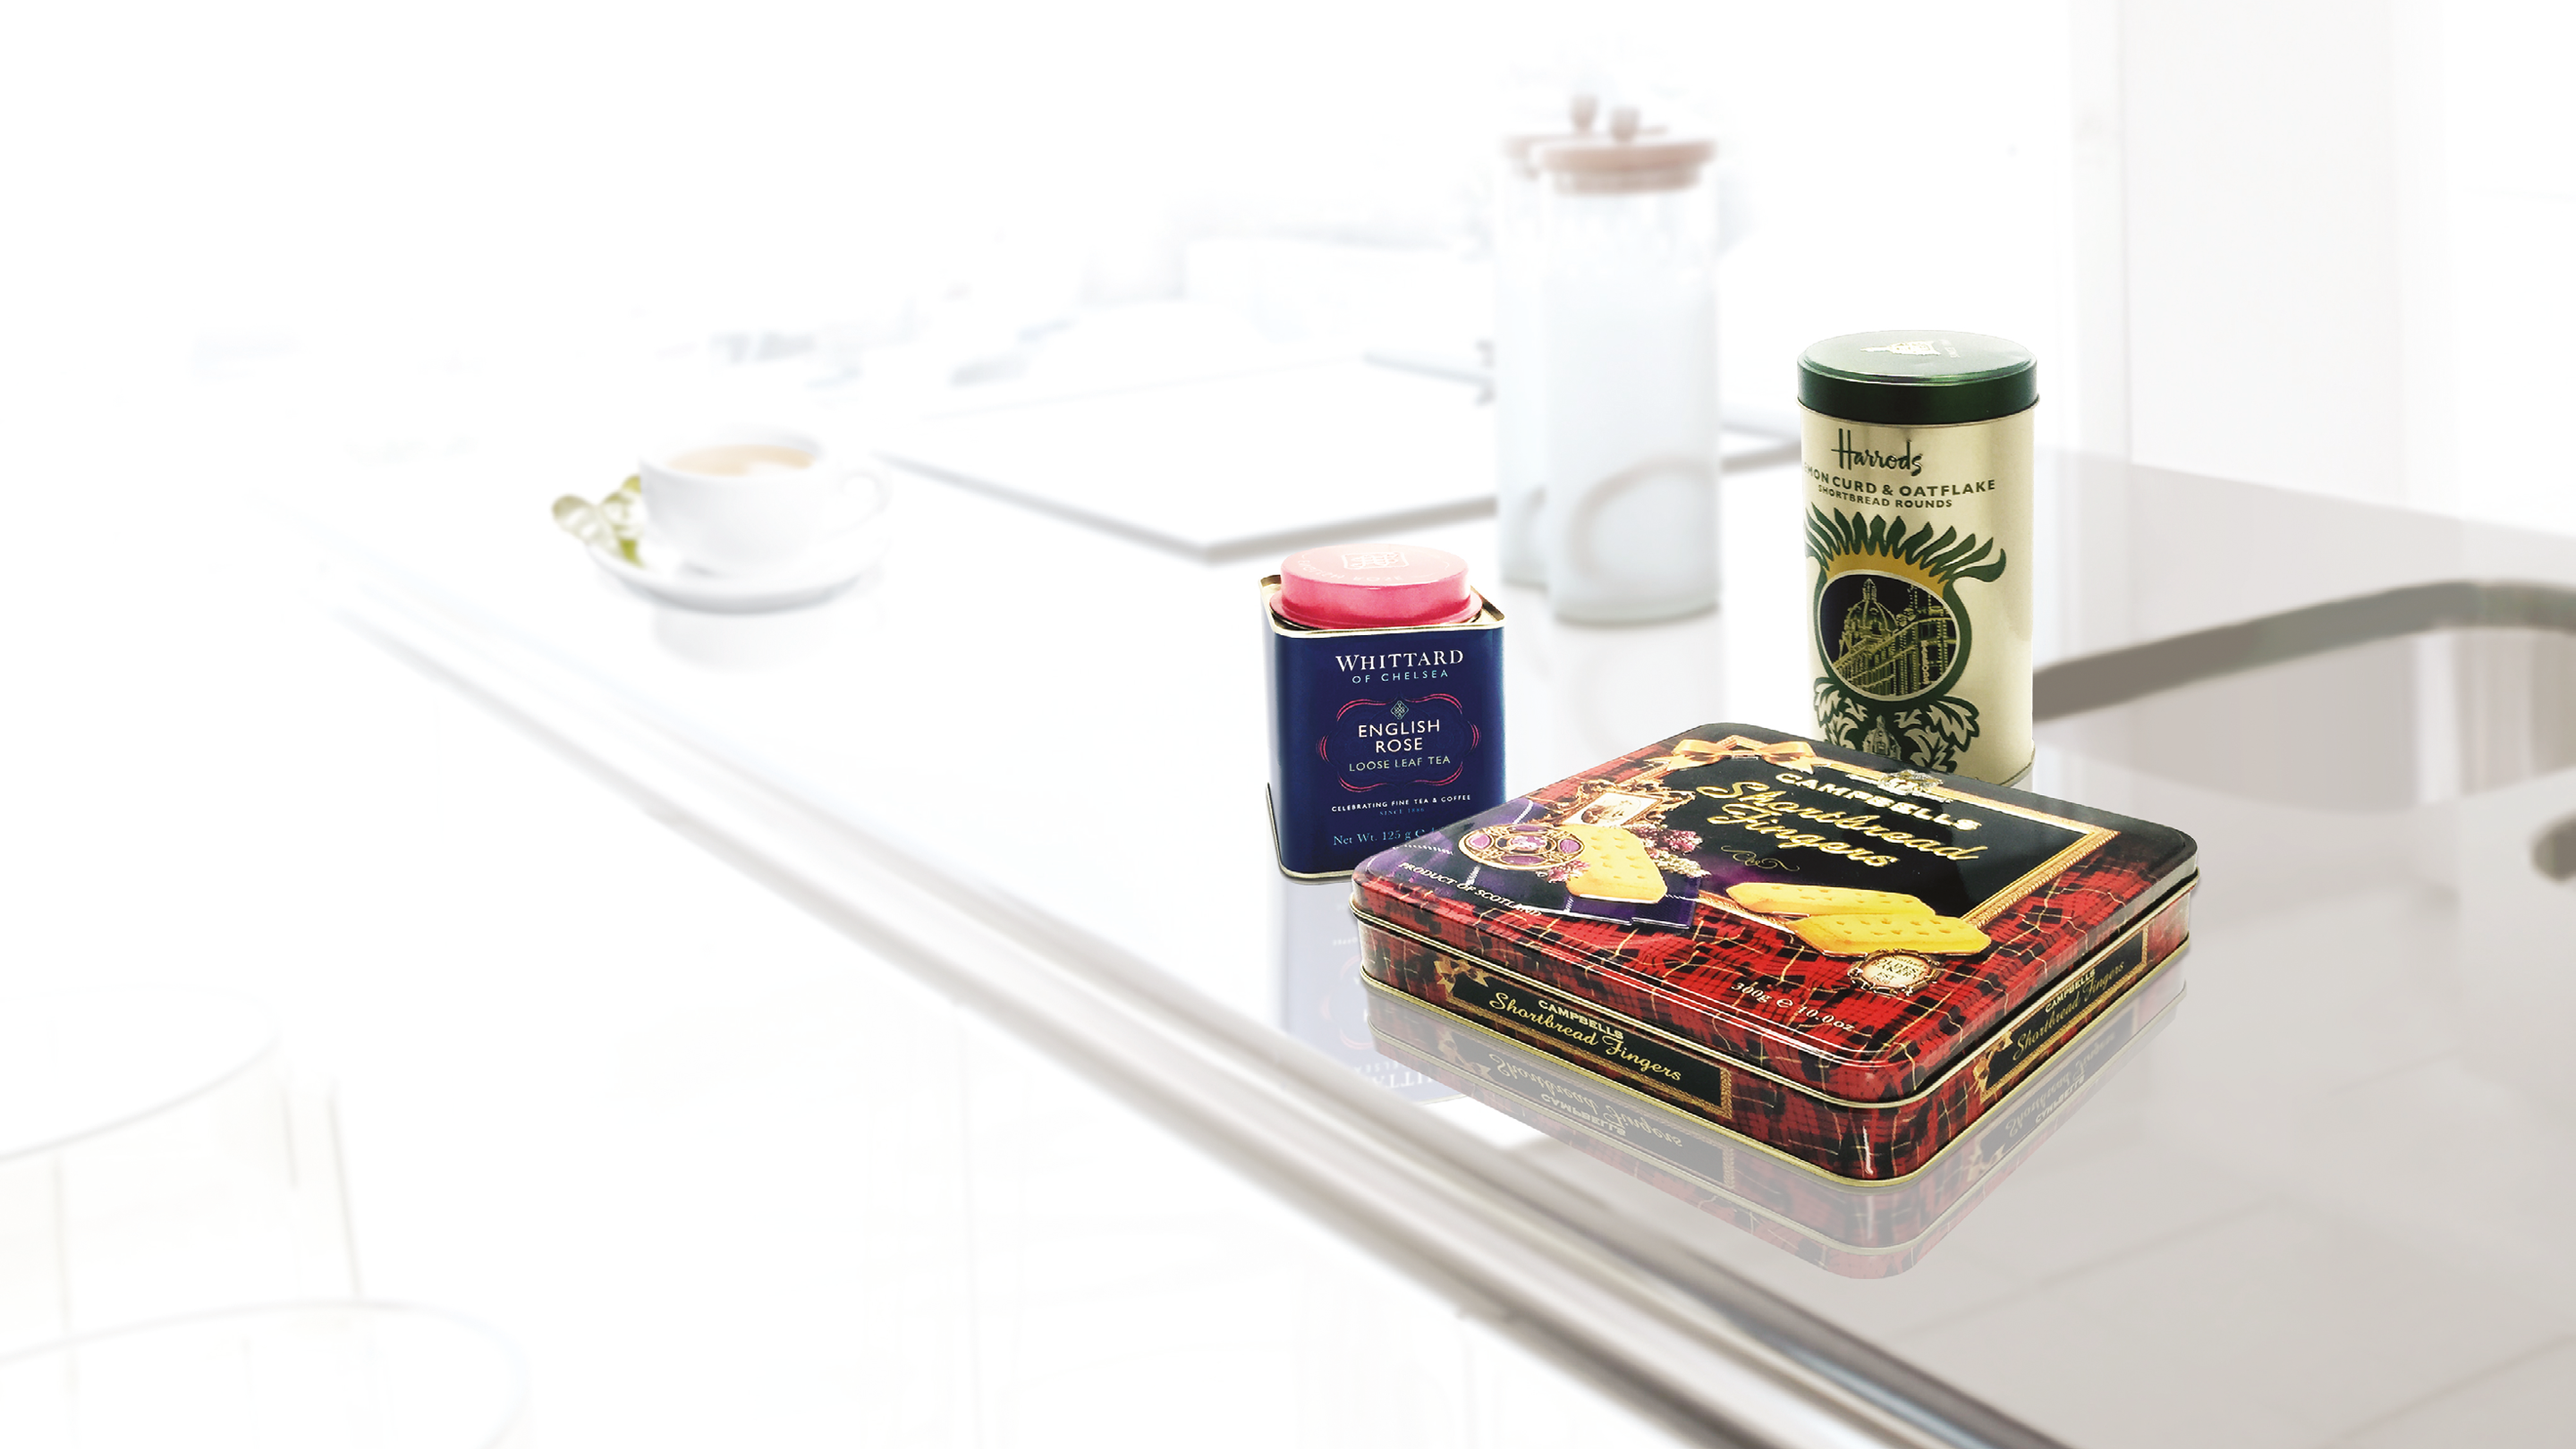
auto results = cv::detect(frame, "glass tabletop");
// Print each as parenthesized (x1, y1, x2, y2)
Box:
(264, 346, 2576, 1449)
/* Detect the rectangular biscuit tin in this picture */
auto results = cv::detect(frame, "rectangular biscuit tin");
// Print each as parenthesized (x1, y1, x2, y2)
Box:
(1365, 950, 2187, 1276)
(1263, 577, 1507, 878)
(1351, 723, 2198, 1180)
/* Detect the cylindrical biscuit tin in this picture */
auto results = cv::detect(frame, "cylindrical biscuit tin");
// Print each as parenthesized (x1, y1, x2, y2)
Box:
(1798, 333, 2037, 784)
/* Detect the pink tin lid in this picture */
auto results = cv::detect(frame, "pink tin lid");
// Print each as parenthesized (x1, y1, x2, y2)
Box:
(1275, 544, 1479, 630)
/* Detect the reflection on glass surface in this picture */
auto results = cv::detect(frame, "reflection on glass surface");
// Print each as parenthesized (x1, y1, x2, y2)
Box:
(21, 0, 2576, 1439)
(0, 990, 355, 1355)
(1368, 960, 2185, 1278)
(1274, 875, 1453, 1101)
(319, 430, 2576, 1445)
(2536, 813, 2576, 883)
(2038, 599, 2576, 809)
(648, 591, 860, 672)
(0, 1304, 527, 1449)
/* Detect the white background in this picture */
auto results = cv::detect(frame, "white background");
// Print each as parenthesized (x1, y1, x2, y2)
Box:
(10, 0, 2572, 520)
(4, 3, 2575, 1445)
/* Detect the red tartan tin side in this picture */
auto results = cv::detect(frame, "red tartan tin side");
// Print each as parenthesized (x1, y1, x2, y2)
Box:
(1356, 883, 2193, 1180)
(1365, 954, 2186, 1276)
(1350, 724, 2200, 1103)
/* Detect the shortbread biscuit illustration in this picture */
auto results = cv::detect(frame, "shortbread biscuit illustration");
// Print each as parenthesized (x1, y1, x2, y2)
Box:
(1790, 913, 1990, 956)
(1726, 884, 1933, 918)
(1558, 825, 1667, 903)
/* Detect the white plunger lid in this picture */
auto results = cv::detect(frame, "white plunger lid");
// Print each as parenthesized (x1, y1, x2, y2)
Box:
(1498, 94, 1600, 174)
(1534, 105, 1713, 193)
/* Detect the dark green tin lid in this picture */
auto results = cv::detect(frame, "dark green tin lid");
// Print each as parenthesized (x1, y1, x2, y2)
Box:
(1798, 331, 2038, 427)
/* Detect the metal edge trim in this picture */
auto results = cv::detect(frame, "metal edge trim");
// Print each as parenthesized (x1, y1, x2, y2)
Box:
(1266, 785, 1353, 880)
(2032, 579, 2576, 720)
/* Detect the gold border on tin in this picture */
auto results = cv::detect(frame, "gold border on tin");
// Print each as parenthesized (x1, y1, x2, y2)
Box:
(1961, 831, 2122, 928)
(1971, 930, 2166, 1104)
(1430, 953, 1738, 1122)
(1354, 877, 2194, 1114)
(1716, 751, 2119, 929)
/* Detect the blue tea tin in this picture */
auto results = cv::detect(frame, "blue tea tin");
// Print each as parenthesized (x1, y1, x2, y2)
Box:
(1262, 565, 1507, 878)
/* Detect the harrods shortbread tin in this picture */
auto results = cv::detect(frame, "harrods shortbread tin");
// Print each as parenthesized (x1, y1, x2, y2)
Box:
(1365, 950, 2187, 1276)
(1800, 332, 2037, 784)
(1351, 724, 2197, 1180)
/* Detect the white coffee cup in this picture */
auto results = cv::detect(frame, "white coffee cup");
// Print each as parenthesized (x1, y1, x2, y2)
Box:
(639, 425, 878, 576)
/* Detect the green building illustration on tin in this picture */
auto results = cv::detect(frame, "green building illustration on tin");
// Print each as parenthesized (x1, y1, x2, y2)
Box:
(1830, 578, 1959, 699)
(1807, 507, 2006, 773)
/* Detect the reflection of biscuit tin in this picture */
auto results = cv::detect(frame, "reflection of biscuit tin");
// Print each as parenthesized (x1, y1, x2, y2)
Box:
(1365, 949, 2186, 1276)
(1263, 545, 1507, 879)
(1351, 723, 2198, 1180)
(1798, 332, 2036, 785)
(1275, 874, 1456, 1101)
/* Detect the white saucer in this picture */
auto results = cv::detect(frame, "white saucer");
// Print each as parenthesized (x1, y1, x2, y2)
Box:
(588, 482, 889, 614)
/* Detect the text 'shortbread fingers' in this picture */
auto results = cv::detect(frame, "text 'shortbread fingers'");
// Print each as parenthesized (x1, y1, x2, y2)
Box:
(1558, 825, 1668, 903)
(1790, 913, 1991, 956)
(1725, 884, 1934, 918)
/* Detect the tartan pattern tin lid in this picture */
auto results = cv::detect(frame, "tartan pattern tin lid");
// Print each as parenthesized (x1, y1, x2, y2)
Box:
(1349, 724, 2198, 1101)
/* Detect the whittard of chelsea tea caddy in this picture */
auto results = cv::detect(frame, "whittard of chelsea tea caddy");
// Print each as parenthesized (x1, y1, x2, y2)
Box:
(1799, 332, 2036, 784)
(1262, 544, 1506, 878)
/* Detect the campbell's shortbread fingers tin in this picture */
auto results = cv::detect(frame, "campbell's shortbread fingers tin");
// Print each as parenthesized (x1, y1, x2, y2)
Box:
(1350, 724, 2196, 1181)
(1263, 545, 1506, 878)
(1798, 333, 2036, 784)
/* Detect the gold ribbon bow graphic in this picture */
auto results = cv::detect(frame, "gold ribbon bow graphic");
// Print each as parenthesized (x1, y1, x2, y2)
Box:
(1665, 735, 1823, 774)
